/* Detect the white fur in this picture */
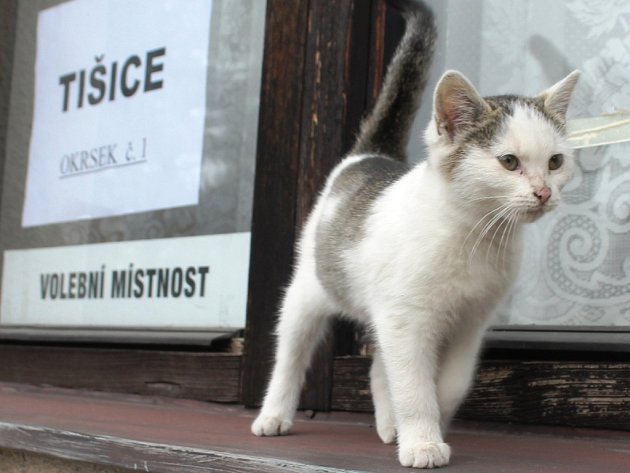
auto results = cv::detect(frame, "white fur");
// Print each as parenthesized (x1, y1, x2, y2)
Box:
(252, 73, 577, 469)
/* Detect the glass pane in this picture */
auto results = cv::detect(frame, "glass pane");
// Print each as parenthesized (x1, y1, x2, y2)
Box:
(0, 0, 266, 337)
(410, 0, 630, 326)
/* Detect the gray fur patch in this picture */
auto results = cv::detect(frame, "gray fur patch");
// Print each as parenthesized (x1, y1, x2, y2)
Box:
(315, 156, 408, 307)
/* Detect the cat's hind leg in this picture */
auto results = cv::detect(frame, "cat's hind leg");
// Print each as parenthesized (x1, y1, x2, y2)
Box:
(251, 266, 336, 436)
(370, 348, 397, 444)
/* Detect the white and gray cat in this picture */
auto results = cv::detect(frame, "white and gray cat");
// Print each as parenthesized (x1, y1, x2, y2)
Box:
(252, 0, 579, 469)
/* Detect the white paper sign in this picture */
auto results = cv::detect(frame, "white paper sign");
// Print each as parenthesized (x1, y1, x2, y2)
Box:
(22, 0, 213, 227)
(0, 234, 249, 329)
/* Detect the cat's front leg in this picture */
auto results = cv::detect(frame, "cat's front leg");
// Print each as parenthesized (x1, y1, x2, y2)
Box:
(374, 311, 450, 469)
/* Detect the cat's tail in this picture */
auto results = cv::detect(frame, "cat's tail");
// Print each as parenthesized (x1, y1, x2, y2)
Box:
(351, 0, 436, 160)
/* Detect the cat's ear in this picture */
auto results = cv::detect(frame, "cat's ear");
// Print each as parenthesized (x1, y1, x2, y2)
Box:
(433, 70, 490, 142)
(538, 70, 580, 123)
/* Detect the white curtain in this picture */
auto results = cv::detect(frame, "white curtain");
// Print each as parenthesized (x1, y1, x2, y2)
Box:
(411, 0, 630, 325)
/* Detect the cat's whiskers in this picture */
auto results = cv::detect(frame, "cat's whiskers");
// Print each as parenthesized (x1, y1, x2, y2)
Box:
(485, 205, 520, 265)
(469, 205, 512, 259)
(468, 204, 513, 266)
(466, 195, 515, 203)
(485, 206, 514, 264)
(497, 209, 513, 270)
(460, 203, 510, 257)
(499, 208, 520, 271)
(462, 195, 530, 262)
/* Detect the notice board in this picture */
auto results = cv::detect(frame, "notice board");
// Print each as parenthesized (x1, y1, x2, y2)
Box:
(0, 0, 266, 338)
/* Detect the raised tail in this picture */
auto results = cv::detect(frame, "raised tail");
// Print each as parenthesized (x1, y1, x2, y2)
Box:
(351, 0, 436, 160)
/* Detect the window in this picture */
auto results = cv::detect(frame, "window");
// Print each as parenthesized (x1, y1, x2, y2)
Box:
(0, 0, 266, 342)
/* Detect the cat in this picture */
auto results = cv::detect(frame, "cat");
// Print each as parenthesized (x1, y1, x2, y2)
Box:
(251, 0, 579, 469)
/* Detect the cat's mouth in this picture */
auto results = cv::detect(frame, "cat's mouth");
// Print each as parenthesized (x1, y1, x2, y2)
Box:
(520, 205, 549, 222)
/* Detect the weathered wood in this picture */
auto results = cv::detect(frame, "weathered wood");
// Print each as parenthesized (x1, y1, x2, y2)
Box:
(1, 448, 130, 473)
(241, 0, 310, 408)
(366, 0, 408, 114)
(0, 424, 360, 473)
(331, 356, 374, 413)
(0, 345, 240, 402)
(460, 360, 630, 430)
(1, 383, 629, 473)
(331, 356, 630, 430)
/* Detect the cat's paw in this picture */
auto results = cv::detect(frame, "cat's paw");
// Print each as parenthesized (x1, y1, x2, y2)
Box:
(398, 441, 450, 469)
(376, 415, 396, 444)
(374, 406, 397, 444)
(376, 420, 397, 444)
(251, 413, 293, 437)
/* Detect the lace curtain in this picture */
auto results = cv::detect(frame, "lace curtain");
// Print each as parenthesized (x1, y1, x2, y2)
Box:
(412, 0, 630, 325)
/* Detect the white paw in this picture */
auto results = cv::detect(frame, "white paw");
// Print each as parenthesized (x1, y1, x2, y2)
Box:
(398, 441, 450, 469)
(251, 413, 293, 437)
(376, 420, 397, 444)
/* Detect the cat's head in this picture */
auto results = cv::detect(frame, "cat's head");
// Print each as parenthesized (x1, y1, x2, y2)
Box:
(424, 70, 580, 223)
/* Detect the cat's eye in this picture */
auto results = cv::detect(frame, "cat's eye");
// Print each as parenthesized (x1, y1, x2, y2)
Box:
(498, 154, 519, 171)
(549, 154, 564, 170)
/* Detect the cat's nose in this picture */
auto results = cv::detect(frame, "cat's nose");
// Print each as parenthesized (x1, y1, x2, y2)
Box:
(534, 186, 551, 205)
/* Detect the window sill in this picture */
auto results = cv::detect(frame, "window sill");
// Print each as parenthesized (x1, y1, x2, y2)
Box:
(486, 326, 630, 353)
(0, 383, 628, 473)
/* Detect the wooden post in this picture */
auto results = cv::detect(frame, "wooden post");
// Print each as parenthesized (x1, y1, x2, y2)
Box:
(240, 0, 310, 408)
